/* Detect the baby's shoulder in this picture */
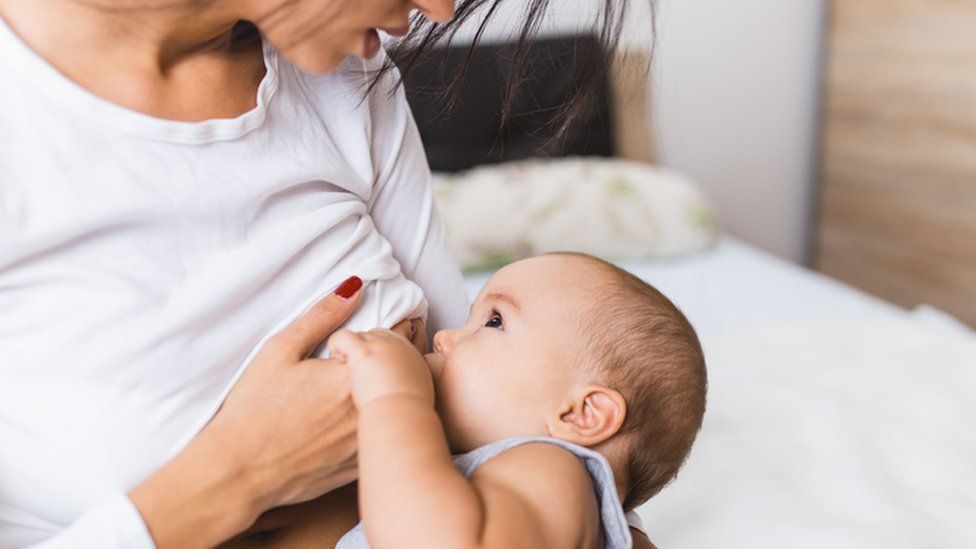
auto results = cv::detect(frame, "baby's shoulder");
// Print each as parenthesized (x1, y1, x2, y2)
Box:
(471, 442, 603, 547)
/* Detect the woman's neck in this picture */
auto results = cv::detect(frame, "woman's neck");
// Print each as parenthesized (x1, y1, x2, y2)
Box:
(0, 0, 268, 121)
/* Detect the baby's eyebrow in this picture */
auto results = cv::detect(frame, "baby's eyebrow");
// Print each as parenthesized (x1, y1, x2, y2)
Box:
(482, 292, 522, 313)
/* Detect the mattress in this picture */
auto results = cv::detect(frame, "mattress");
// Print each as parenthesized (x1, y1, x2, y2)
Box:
(462, 236, 976, 548)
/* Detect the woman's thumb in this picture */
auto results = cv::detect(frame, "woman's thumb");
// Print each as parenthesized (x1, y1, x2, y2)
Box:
(273, 276, 363, 360)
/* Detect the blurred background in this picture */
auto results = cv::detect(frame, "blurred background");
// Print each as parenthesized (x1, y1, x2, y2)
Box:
(397, 0, 976, 327)
(391, 0, 976, 546)
(417, 0, 822, 262)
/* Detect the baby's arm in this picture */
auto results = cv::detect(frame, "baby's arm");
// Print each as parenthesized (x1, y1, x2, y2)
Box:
(359, 398, 600, 549)
(327, 329, 600, 549)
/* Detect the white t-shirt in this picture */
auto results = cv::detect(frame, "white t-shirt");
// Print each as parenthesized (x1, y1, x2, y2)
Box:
(0, 15, 469, 548)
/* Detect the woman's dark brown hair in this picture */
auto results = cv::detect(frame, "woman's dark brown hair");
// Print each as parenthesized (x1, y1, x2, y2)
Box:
(373, 0, 651, 146)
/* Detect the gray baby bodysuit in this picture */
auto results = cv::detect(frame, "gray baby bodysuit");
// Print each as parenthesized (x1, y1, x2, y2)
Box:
(336, 436, 633, 548)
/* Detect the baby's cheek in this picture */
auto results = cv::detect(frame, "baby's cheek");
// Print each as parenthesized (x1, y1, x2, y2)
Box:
(436, 376, 496, 451)
(433, 373, 472, 448)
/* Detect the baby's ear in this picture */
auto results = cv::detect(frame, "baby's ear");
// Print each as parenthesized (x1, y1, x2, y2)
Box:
(548, 385, 627, 447)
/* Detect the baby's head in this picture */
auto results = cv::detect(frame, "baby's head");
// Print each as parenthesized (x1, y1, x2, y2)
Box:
(425, 252, 707, 509)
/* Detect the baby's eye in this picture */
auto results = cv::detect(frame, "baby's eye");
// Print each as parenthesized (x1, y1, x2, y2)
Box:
(484, 310, 504, 330)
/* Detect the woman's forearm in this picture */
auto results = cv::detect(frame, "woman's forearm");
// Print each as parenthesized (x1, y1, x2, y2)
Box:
(126, 285, 364, 548)
(129, 429, 266, 548)
(358, 395, 485, 549)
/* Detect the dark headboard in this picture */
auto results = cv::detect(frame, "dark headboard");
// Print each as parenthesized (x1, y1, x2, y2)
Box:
(396, 35, 616, 172)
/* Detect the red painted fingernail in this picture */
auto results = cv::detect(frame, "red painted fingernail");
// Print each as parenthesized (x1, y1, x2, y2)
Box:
(334, 276, 362, 299)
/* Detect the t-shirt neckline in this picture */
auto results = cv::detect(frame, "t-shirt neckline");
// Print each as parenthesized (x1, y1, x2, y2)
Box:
(0, 14, 280, 145)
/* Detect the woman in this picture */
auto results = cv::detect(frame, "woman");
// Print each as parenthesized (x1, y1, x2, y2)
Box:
(0, 0, 651, 547)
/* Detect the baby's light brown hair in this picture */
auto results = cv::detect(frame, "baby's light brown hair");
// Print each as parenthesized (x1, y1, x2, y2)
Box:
(550, 252, 707, 511)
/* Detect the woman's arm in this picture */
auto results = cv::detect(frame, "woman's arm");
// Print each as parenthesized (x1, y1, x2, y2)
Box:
(626, 512, 657, 549)
(632, 530, 658, 549)
(364, 54, 470, 337)
(31, 281, 366, 549)
(135, 284, 368, 548)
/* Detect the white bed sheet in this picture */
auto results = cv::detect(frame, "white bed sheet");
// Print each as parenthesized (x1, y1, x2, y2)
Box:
(462, 236, 976, 548)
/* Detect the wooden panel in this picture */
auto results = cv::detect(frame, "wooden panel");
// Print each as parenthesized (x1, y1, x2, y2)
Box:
(817, 0, 976, 326)
(611, 50, 656, 163)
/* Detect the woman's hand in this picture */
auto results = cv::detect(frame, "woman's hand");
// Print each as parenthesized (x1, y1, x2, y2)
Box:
(130, 277, 367, 548)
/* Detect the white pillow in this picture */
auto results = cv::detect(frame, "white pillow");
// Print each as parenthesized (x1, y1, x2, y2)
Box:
(432, 157, 719, 272)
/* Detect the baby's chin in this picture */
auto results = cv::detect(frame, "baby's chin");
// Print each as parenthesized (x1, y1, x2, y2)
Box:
(437, 406, 536, 455)
(429, 392, 466, 453)
(442, 428, 481, 455)
(428, 390, 480, 454)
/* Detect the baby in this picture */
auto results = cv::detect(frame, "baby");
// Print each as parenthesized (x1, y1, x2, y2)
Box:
(328, 251, 708, 548)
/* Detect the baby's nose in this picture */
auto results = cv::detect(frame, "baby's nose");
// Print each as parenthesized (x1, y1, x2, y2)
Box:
(432, 329, 456, 354)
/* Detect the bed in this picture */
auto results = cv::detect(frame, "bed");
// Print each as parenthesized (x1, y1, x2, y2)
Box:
(404, 36, 976, 547)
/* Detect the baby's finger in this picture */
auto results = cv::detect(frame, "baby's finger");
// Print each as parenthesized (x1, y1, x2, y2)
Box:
(389, 317, 413, 341)
(327, 329, 368, 363)
(368, 328, 413, 347)
(410, 319, 428, 354)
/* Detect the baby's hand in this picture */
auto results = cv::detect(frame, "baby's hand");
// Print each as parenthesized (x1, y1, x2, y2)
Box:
(327, 328, 434, 408)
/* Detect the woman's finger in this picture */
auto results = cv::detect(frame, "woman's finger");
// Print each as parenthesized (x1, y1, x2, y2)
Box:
(270, 276, 363, 360)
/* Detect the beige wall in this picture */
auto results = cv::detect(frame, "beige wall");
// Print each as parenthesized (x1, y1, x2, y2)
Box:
(651, 0, 826, 263)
